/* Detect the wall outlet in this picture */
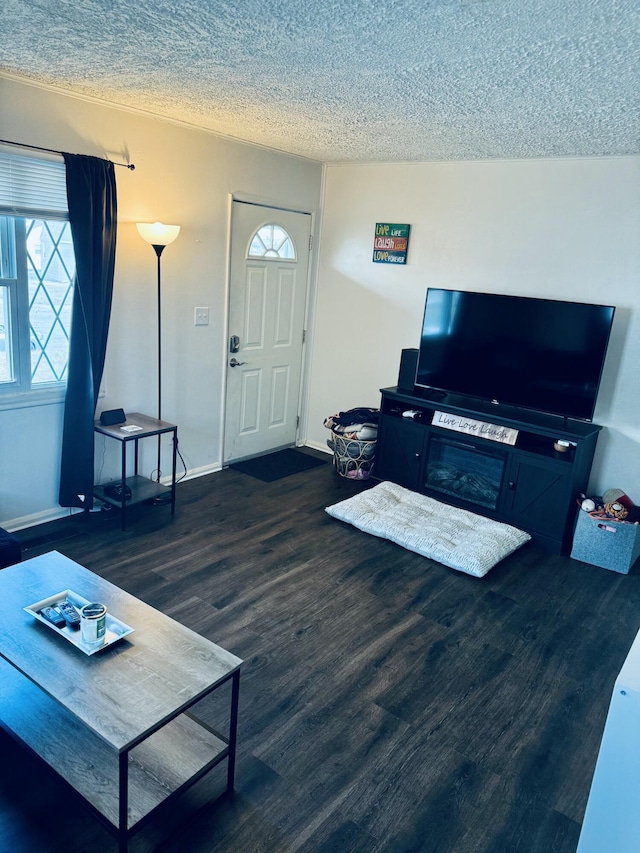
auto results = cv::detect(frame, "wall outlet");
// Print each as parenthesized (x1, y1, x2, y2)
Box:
(194, 307, 209, 326)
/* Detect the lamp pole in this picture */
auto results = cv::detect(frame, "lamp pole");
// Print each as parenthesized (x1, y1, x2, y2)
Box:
(153, 243, 164, 480)
(136, 222, 180, 483)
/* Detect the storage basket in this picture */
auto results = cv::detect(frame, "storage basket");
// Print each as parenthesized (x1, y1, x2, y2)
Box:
(327, 433, 376, 480)
(570, 510, 640, 574)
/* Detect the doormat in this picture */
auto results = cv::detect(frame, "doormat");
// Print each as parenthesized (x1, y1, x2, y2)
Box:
(229, 448, 327, 482)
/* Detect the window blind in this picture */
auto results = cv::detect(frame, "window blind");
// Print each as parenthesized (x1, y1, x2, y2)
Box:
(0, 150, 68, 218)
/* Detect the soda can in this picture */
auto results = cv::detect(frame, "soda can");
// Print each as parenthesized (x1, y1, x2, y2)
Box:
(80, 603, 107, 645)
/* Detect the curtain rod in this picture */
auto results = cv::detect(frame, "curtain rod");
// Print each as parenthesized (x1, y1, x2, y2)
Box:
(0, 138, 135, 170)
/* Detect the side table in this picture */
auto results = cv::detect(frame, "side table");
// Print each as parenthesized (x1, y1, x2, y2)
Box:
(94, 412, 178, 530)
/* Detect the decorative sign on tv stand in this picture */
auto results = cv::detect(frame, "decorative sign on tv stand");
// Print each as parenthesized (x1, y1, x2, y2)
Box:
(432, 410, 519, 446)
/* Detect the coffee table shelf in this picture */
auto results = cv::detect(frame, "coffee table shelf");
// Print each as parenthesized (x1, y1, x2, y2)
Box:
(1, 660, 229, 828)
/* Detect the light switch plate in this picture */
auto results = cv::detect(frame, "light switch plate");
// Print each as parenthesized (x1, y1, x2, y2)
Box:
(194, 307, 209, 326)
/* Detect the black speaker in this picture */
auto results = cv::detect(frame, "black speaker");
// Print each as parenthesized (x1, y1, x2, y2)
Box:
(397, 348, 419, 391)
(100, 408, 126, 426)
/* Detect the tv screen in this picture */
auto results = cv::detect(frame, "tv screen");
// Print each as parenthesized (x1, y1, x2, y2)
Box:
(416, 289, 615, 421)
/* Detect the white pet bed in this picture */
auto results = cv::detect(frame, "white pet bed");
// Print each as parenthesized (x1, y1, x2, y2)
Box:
(326, 481, 531, 578)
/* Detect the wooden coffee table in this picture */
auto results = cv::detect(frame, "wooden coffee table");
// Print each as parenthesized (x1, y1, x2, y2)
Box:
(0, 551, 242, 852)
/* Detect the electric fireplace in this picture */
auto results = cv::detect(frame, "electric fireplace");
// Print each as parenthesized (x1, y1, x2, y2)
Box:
(424, 437, 506, 511)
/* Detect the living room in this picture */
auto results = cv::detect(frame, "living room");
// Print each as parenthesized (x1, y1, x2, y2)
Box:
(1, 2, 639, 850)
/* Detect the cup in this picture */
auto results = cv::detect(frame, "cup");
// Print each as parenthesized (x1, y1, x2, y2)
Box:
(80, 603, 107, 645)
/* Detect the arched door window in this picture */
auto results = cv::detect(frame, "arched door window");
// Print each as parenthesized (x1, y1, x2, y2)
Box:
(248, 224, 296, 260)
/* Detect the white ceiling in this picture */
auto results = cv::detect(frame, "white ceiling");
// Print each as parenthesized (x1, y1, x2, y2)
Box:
(2, 0, 638, 164)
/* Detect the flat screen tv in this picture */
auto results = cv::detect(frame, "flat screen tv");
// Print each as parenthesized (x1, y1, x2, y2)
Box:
(416, 289, 615, 422)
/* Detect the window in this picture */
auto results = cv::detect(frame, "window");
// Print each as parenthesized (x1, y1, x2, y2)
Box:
(248, 223, 296, 259)
(0, 151, 74, 396)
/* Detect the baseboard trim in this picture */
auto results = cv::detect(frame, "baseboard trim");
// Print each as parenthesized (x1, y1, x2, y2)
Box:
(2, 453, 348, 532)
(2, 506, 81, 533)
(304, 439, 333, 455)
(176, 462, 223, 482)
(1, 463, 225, 532)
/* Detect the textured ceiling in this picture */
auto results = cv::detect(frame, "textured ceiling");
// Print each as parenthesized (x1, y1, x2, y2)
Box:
(2, 0, 639, 163)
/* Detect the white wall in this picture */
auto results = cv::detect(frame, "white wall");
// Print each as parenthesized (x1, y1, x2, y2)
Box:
(307, 158, 640, 495)
(0, 76, 322, 529)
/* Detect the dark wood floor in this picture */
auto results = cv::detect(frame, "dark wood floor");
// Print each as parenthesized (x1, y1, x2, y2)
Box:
(2, 454, 639, 853)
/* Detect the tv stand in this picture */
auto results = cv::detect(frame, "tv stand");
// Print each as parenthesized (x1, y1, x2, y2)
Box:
(418, 388, 447, 402)
(375, 387, 603, 554)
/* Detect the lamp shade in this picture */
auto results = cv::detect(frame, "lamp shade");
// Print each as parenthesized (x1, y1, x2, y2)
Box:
(136, 221, 180, 246)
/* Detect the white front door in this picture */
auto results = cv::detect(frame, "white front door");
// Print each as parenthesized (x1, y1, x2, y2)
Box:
(223, 201, 312, 464)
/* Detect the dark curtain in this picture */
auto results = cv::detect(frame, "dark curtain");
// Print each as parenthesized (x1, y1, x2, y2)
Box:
(58, 154, 117, 508)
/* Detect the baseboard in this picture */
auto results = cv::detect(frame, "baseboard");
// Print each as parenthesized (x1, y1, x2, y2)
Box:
(2, 506, 81, 533)
(303, 439, 333, 455)
(3, 454, 345, 532)
(1, 463, 225, 532)
(176, 462, 223, 482)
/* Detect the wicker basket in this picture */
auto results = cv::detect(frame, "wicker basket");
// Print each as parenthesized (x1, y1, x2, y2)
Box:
(327, 432, 376, 480)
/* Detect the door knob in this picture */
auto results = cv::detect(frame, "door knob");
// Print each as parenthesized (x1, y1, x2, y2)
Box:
(229, 357, 247, 367)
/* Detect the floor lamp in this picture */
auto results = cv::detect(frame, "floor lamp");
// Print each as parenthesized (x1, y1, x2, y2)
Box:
(136, 221, 181, 482)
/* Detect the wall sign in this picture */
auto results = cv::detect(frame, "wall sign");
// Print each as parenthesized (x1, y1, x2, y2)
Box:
(373, 223, 410, 264)
(432, 411, 519, 446)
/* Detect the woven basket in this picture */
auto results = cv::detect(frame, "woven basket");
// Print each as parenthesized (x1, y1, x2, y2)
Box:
(328, 433, 376, 480)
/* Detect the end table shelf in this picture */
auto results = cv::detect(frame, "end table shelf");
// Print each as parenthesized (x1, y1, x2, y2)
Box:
(94, 412, 178, 530)
(93, 475, 171, 506)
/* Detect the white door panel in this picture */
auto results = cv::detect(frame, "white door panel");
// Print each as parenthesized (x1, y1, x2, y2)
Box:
(270, 366, 290, 425)
(239, 370, 261, 434)
(245, 268, 266, 348)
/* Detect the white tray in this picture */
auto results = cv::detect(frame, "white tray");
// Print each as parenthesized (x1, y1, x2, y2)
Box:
(24, 589, 134, 656)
